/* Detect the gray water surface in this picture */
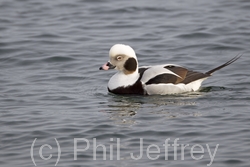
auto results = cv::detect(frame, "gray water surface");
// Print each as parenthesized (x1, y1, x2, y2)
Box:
(1, 0, 250, 167)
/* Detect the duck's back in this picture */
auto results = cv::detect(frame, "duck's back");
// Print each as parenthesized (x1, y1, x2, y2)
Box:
(139, 65, 209, 95)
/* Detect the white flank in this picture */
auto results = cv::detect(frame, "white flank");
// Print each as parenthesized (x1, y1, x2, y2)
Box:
(145, 78, 207, 95)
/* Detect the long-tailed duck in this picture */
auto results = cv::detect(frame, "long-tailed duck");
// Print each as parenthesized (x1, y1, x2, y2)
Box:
(100, 44, 241, 95)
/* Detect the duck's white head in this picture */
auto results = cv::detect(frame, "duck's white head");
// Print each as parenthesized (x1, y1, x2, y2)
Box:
(100, 44, 138, 74)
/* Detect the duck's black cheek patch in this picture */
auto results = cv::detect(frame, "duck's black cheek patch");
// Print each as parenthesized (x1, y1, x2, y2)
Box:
(124, 58, 137, 72)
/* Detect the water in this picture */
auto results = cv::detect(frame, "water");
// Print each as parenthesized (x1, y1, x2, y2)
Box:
(0, 0, 250, 166)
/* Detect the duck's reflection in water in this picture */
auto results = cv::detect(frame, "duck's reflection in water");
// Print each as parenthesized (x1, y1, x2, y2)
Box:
(100, 95, 141, 125)
(99, 91, 208, 125)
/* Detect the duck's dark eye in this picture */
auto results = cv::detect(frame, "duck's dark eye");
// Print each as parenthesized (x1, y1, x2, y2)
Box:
(117, 56, 122, 60)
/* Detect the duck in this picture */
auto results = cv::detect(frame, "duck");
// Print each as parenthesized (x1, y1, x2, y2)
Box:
(99, 44, 241, 95)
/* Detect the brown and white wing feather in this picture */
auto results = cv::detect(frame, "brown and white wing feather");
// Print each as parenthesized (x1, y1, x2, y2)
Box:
(141, 65, 209, 85)
(140, 64, 185, 84)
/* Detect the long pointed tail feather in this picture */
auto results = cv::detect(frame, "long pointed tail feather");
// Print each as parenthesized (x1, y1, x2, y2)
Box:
(205, 54, 242, 75)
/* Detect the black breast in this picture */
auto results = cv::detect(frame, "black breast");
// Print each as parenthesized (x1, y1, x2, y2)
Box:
(108, 80, 145, 95)
(108, 67, 148, 95)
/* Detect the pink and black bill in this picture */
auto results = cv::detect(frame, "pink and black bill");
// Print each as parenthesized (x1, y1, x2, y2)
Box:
(99, 62, 116, 70)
